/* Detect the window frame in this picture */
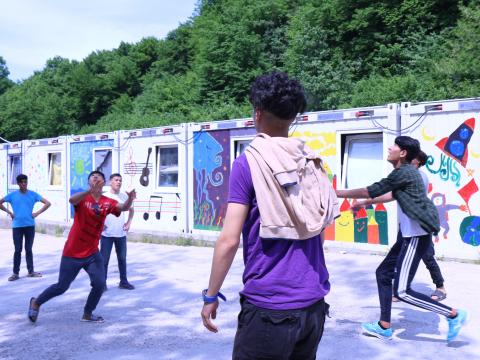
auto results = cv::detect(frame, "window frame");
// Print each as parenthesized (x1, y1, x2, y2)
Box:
(230, 137, 253, 166)
(155, 144, 179, 190)
(92, 147, 113, 187)
(341, 132, 383, 189)
(47, 152, 63, 188)
(8, 154, 22, 186)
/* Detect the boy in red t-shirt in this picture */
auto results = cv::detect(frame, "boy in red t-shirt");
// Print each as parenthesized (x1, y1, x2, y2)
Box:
(28, 171, 136, 323)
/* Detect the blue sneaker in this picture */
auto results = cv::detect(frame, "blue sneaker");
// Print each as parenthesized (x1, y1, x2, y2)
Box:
(361, 322, 393, 340)
(447, 309, 468, 342)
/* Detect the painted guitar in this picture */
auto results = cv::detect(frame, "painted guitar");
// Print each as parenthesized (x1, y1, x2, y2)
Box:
(140, 147, 152, 187)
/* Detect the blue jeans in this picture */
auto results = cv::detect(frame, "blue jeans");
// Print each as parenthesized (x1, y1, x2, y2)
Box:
(36, 252, 105, 315)
(12, 226, 35, 274)
(100, 236, 128, 284)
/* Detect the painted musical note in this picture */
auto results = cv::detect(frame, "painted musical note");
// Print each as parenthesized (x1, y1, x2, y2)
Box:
(173, 193, 181, 221)
(143, 195, 163, 221)
(123, 162, 152, 174)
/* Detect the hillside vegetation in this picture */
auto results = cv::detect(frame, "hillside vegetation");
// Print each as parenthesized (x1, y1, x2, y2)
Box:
(0, 0, 479, 141)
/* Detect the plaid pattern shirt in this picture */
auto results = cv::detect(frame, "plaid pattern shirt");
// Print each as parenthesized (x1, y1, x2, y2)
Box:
(367, 163, 440, 235)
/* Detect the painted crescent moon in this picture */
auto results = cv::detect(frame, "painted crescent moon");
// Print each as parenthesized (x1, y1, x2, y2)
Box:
(472, 151, 480, 159)
(421, 127, 435, 141)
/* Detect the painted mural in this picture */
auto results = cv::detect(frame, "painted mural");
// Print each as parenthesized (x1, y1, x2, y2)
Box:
(291, 130, 389, 244)
(193, 131, 230, 230)
(430, 192, 467, 242)
(135, 192, 181, 222)
(290, 130, 336, 157)
(123, 145, 154, 189)
(70, 139, 114, 216)
(421, 117, 480, 249)
(332, 198, 388, 244)
(24, 146, 67, 221)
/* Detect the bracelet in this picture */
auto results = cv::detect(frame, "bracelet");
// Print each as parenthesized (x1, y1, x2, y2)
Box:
(202, 289, 227, 303)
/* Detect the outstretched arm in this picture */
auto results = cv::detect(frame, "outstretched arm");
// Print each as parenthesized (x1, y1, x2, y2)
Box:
(116, 189, 136, 212)
(336, 187, 370, 199)
(201, 202, 248, 333)
(352, 192, 394, 209)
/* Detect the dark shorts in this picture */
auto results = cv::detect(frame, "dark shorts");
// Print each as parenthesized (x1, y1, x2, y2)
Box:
(233, 298, 329, 360)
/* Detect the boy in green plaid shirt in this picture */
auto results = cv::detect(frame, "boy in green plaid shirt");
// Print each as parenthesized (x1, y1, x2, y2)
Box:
(336, 136, 467, 342)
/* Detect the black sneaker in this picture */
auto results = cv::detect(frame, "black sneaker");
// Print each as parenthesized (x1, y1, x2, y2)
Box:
(118, 282, 135, 290)
(81, 313, 105, 323)
(27, 272, 42, 278)
(8, 273, 20, 281)
(28, 297, 40, 323)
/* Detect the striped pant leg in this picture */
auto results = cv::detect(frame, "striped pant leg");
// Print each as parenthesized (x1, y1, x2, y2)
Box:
(376, 232, 403, 323)
(393, 235, 452, 317)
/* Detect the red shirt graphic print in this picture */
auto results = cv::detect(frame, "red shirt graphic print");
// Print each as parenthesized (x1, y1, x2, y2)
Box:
(63, 194, 121, 258)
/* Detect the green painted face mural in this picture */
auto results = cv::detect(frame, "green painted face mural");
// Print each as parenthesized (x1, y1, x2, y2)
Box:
(374, 204, 388, 245)
(74, 159, 85, 176)
(354, 208, 368, 243)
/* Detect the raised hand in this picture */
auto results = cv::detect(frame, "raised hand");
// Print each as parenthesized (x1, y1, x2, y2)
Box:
(126, 189, 136, 201)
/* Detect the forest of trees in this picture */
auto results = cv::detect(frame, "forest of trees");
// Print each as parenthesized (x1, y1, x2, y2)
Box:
(0, 0, 479, 141)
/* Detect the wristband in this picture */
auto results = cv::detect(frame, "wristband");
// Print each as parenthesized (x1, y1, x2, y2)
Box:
(202, 289, 227, 303)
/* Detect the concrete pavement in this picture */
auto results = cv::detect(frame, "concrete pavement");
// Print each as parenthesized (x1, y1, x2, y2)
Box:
(0, 229, 478, 360)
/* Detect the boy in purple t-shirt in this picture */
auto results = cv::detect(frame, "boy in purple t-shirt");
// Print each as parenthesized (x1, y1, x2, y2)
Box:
(201, 72, 332, 359)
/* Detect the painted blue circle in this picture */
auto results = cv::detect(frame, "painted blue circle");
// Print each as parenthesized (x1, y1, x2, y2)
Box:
(459, 128, 471, 140)
(449, 140, 465, 157)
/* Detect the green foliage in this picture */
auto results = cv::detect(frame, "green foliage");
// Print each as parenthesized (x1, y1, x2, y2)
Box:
(433, 1, 480, 95)
(284, 3, 356, 110)
(0, 56, 14, 95)
(0, 0, 478, 141)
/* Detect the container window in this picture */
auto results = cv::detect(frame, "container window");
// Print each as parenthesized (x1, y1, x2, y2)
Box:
(342, 134, 383, 189)
(157, 146, 178, 187)
(48, 152, 62, 186)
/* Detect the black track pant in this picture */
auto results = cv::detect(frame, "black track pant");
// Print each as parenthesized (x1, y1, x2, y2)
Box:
(376, 232, 452, 323)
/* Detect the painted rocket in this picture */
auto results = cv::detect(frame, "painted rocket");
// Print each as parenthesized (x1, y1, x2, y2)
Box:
(435, 118, 475, 167)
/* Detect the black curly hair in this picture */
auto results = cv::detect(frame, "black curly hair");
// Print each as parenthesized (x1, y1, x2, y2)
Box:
(416, 150, 428, 167)
(249, 72, 307, 120)
(16, 174, 28, 183)
(395, 136, 420, 163)
(88, 170, 105, 181)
